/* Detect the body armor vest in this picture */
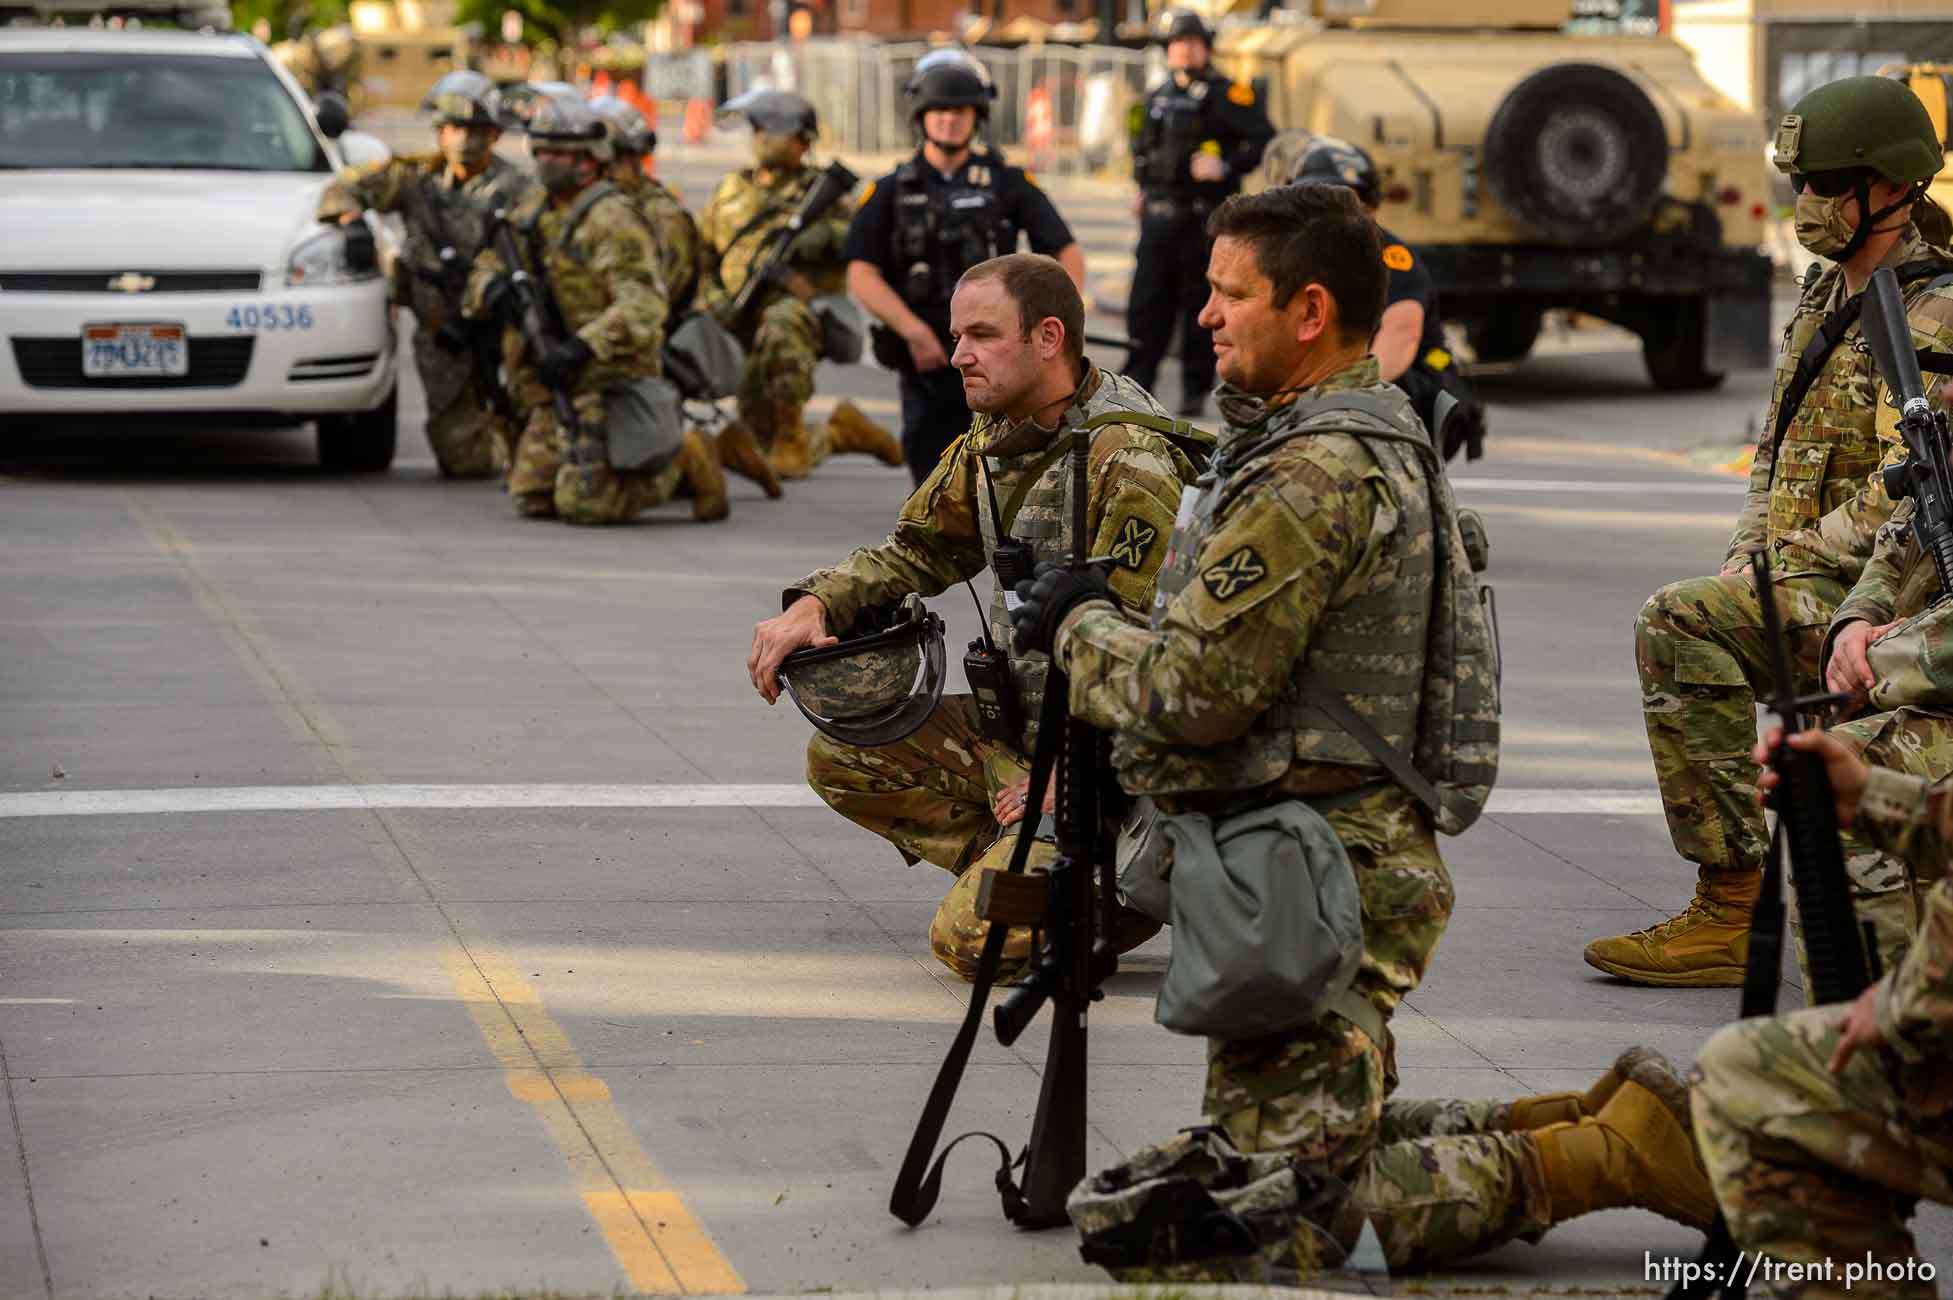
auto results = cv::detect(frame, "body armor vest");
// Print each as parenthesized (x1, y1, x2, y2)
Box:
(402, 154, 531, 282)
(891, 154, 1017, 312)
(1129, 385, 1436, 794)
(505, 183, 658, 387)
(1134, 78, 1206, 196)
(975, 370, 1171, 752)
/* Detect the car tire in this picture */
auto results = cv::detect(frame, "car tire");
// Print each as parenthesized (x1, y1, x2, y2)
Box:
(1467, 311, 1543, 365)
(317, 385, 397, 472)
(1643, 299, 1725, 392)
(1484, 63, 1670, 246)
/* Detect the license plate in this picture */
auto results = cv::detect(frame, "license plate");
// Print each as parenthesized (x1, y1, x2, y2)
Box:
(81, 323, 188, 378)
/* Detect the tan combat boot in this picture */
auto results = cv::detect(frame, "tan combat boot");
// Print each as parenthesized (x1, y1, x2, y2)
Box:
(1582, 869, 1759, 988)
(1506, 1045, 1688, 1131)
(766, 405, 814, 481)
(1534, 1078, 1716, 1230)
(823, 400, 904, 466)
(713, 419, 782, 499)
(675, 428, 729, 522)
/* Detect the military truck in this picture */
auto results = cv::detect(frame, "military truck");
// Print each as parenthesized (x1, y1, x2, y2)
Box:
(1215, 0, 1774, 390)
(1896, 63, 1951, 215)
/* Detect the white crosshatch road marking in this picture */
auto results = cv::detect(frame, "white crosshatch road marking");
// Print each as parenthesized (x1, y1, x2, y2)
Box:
(0, 783, 1664, 818)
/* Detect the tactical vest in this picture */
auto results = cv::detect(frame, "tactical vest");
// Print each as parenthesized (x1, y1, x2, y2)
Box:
(975, 370, 1173, 752)
(1133, 78, 1206, 195)
(401, 154, 530, 280)
(709, 166, 833, 302)
(1131, 384, 1500, 834)
(891, 154, 1017, 312)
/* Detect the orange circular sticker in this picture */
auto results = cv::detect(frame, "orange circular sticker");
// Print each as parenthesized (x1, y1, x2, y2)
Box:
(1227, 81, 1254, 106)
(1381, 244, 1414, 272)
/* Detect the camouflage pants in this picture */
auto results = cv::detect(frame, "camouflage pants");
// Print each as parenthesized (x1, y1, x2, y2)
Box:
(414, 337, 508, 479)
(1693, 1005, 1953, 1299)
(1206, 801, 1542, 1270)
(506, 392, 681, 525)
(735, 298, 829, 461)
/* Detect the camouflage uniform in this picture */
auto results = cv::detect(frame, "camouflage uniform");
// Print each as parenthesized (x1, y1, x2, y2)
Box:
(318, 152, 535, 477)
(697, 164, 852, 460)
(788, 365, 1195, 975)
(618, 171, 701, 313)
(1594, 226, 1953, 987)
(1693, 765, 1953, 1300)
(463, 183, 675, 523)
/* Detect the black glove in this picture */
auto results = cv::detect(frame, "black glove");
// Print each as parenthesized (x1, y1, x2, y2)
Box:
(478, 275, 515, 324)
(538, 335, 593, 389)
(1011, 561, 1112, 657)
(433, 321, 470, 354)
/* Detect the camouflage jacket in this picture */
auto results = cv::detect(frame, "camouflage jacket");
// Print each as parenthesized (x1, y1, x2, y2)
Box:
(619, 172, 701, 314)
(1856, 766, 1953, 1059)
(462, 181, 667, 401)
(1727, 227, 1953, 583)
(786, 363, 1196, 752)
(695, 164, 851, 325)
(1053, 356, 1437, 816)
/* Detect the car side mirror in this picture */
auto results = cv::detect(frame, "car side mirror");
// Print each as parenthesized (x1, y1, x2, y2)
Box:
(314, 90, 350, 140)
(342, 220, 378, 273)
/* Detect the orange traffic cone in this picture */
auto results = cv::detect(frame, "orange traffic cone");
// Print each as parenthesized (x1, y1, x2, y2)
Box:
(591, 68, 612, 96)
(683, 96, 711, 143)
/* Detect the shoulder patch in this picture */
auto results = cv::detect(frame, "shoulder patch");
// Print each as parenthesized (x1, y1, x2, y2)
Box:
(857, 180, 876, 208)
(1108, 515, 1160, 571)
(1227, 81, 1254, 107)
(1201, 545, 1268, 601)
(1382, 244, 1414, 272)
(1022, 170, 1040, 189)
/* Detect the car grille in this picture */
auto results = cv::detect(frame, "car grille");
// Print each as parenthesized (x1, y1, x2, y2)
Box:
(11, 336, 255, 389)
(0, 270, 263, 293)
(288, 352, 380, 382)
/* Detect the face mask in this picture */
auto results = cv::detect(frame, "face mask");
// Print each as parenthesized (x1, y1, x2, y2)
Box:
(754, 133, 799, 170)
(1793, 189, 1859, 258)
(443, 130, 491, 170)
(536, 155, 581, 195)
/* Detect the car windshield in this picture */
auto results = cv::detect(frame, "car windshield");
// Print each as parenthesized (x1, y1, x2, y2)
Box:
(0, 50, 328, 172)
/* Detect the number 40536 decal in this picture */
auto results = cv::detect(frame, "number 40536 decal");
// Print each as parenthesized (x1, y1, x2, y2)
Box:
(225, 304, 315, 331)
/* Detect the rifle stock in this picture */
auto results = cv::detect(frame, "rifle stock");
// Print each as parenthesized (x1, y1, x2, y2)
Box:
(489, 209, 581, 445)
(1867, 266, 1953, 602)
(725, 160, 858, 335)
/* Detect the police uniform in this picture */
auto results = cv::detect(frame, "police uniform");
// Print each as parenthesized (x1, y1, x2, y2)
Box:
(844, 150, 1076, 483)
(1125, 69, 1273, 407)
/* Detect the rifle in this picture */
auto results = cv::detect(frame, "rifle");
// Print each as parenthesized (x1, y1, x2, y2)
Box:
(408, 177, 512, 422)
(722, 160, 858, 337)
(891, 422, 1120, 1231)
(488, 208, 584, 456)
(1666, 547, 1872, 1300)
(1871, 264, 1953, 602)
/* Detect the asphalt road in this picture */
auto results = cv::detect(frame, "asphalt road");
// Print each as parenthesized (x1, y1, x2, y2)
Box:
(4, 146, 1945, 1299)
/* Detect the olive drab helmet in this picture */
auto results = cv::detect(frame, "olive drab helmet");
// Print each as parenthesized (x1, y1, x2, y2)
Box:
(520, 93, 613, 162)
(588, 94, 656, 156)
(777, 594, 947, 747)
(1773, 74, 1945, 260)
(421, 69, 505, 128)
(719, 88, 818, 140)
(1268, 133, 1381, 207)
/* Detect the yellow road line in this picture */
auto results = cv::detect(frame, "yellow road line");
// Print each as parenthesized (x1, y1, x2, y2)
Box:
(123, 492, 743, 1295)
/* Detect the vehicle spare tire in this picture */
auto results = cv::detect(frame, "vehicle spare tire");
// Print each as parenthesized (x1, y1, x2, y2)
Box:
(1483, 63, 1669, 246)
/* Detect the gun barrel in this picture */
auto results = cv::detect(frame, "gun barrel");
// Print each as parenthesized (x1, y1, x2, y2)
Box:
(993, 976, 1050, 1046)
(1864, 267, 1929, 409)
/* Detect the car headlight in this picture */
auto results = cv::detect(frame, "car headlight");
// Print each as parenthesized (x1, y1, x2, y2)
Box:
(287, 224, 382, 287)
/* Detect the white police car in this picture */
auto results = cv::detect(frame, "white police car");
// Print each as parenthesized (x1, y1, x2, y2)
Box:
(0, 26, 403, 469)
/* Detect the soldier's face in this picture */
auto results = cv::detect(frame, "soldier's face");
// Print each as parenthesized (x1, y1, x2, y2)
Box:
(754, 129, 807, 171)
(1199, 236, 1335, 395)
(922, 107, 978, 150)
(950, 278, 1047, 416)
(1166, 37, 1208, 73)
(438, 123, 496, 170)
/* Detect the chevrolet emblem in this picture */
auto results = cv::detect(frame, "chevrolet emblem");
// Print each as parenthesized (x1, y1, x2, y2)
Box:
(106, 272, 156, 294)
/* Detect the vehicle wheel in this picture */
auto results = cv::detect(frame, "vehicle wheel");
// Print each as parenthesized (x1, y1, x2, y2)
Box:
(1466, 312, 1543, 365)
(1484, 63, 1669, 245)
(317, 386, 398, 472)
(1642, 300, 1725, 391)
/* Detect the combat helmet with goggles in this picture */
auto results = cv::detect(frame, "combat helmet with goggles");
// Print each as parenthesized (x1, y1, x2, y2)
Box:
(421, 69, 506, 129)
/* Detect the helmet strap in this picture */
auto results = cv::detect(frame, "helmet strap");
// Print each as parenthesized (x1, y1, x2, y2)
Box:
(1838, 176, 1921, 262)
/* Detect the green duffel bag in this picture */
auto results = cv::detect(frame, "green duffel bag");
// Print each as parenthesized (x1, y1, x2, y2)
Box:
(603, 375, 685, 474)
(1155, 798, 1376, 1044)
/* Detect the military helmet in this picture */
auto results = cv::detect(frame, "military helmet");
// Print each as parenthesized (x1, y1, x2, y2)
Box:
(588, 94, 656, 156)
(421, 69, 504, 128)
(1273, 134, 1381, 206)
(777, 594, 946, 747)
(720, 88, 818, 140)
(907, 49, 996, 120)
(1773, 74, 1945, 186)
(522, 93, 612, 162)
(1155, 8, 1214, 45)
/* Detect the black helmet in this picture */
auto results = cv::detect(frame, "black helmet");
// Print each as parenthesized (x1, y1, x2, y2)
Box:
(588, 94, 656, 155)
(719, 87, 818, 139)
(907, 49, 995, 121)
(1272, 133, 1380, 207)
(1155, 8, 1213, 45)
(777, 594, 946, 747)
(421, 69, 504, 128)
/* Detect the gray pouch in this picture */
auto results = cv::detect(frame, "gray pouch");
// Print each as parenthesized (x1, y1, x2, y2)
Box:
(810, 292, 865, 365)
(1155, 799, 1364, 1041)
(603, 375, 685, 474)
(662, 310, 746, 401)
(1116, 795, 1172, 924)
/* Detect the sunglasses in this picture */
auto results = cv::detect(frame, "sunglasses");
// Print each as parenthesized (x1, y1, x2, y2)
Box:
(1790, 169, 1869, 198)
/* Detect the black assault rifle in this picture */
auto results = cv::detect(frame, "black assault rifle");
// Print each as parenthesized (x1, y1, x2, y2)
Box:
(1666, 547, 1874, 1300)
(1872, 264, 1953, 602)
(722, 160, 859, 337)
(488, 208, 582, 451)
(890, 422, 1120, 1231)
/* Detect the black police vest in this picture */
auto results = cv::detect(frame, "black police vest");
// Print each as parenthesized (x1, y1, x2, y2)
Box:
(891, 155, 1017, 313)
(1135, 78, 1207, 194)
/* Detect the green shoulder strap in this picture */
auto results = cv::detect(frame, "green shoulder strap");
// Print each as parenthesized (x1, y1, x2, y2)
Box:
(994, 410, 1215, 530)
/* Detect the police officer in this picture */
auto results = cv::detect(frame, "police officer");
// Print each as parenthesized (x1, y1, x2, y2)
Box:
(1275, 134, 1486, 460)
(844, 49, 1085, 485)
(1125, 9, 1273, 416)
